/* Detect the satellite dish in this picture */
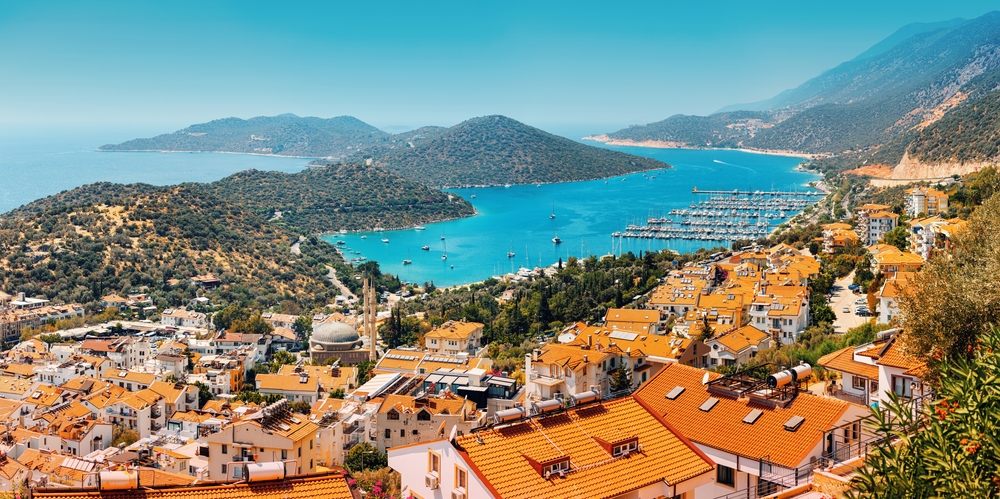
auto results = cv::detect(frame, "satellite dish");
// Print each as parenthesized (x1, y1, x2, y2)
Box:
(449, 425, 458, 443)
(702, 372, 710, 385)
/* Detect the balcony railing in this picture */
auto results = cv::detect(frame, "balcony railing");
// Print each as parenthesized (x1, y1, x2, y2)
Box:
(150, 408, 162, 418)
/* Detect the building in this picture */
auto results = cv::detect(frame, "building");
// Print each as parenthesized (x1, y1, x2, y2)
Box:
(424, 320, 483, 355)
(523, 343, 611, 401)
(419, 368, 520, 416)
(877, 272, 915, 324)
(32, 471, 354, 499)
(388, 394, 715, 499)
(0, 294, 84, 343)
(819, 222, 859, 254)
(633, 363, 868, 498)
(748, 291, 809, 345)
(103, 389, 167, 438)
(375, 393, 483, 452)
(202, 400, 320, 480)
(864, 211, 899, 246)
(277, 363, 357, 395)
(868, 244, 924, 275)
(703, 324, 771, 368)
(646, 276, 707, 317)
(602, 308, 663, 335)
(160, 308, 209, 328)
(907, 186, 949, 217)
(256, 372, 320, 404)
(819, 331, 927, 409)
(307, 320, 369, 365)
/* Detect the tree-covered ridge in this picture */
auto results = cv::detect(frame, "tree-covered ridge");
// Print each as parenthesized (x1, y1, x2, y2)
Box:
(601, 111, 774, 147)
(206, 164, 475, 232)
(365, 115, 670, 188)
(98, 114, 389, 158)
(907, 89, 1000, 164)
(0, 183, 342, 311)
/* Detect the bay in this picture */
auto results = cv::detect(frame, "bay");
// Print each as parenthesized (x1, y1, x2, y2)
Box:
(326, 146, 821, 288)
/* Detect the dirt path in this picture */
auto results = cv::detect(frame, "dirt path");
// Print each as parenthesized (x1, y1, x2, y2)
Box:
(326, 265, 356, 301)
(290, 236, 304, 255)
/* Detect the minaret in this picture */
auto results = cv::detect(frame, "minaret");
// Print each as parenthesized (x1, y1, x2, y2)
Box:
(366, 277, 377, 361)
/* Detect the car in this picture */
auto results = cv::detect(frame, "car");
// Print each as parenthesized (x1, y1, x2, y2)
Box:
(855, 306, 869, 315)
(854, 298, 867, 305)
(848, 284, 860, 291)
(843, 306, 850, 314)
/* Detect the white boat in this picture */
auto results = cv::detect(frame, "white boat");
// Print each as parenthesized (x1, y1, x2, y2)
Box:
(403, 259, 412, 265)
(421, 245, 430, 251)
(414, 226, 425, 230)
(381, 238, 389, 243)
(339, 229, 347, 234)
(442, 240, 448, 260)
(360, 235, 367, 239)
(550, 202, 556, 219)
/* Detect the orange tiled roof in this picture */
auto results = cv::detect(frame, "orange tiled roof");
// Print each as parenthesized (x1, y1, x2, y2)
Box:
(817, 348, 879, 380)
(32, 471, 354, 499)
(633, 363, 849, 469)
(425, 320, 483, 340)
(453, 396, 714, 499)
(536, 343, 609, 371)
(875, 339, 924, 370)
(712, 325, 769, 354)
(378, 393, 473, 416)
(257, 373, 319, 393)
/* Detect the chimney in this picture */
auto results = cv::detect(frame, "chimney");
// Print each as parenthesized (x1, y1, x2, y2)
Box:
(532, 349, 539, 362)
(17, 292, 24, 302)
(525, 354, 532, 375)
(587, 335, 593, 349)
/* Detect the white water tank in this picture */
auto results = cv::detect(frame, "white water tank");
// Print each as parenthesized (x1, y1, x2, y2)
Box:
(571, 390, 600, 405)
(532, 399, 562, 415)
(243, 462, 286, 482)
(494, 407, 525, 423)
(99, 471, 139, 490)
(790, 364, 813, 382)
(767, 370, 794, 388)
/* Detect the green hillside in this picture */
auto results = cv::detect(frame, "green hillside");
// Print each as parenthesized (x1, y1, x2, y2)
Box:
(366, 115, 670, 187)
(99, 114, 389, 158)
(908, 89, 1000, 164)
(207, 164, 475, 233)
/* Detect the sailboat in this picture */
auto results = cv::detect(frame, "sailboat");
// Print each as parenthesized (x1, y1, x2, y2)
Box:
(550, 203, 556, 219)
(552, 227, 562, 245)
(507, 238, 515, 258)
(441, 239, 448, 260)
(403, 251, 412, 265)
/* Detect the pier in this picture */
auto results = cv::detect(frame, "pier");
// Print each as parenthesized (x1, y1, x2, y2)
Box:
(691, 187, 826, 196)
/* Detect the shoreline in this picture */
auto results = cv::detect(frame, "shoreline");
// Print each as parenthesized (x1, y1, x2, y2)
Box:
(96, 148, 322, 160)
(581, 135, 823, 160)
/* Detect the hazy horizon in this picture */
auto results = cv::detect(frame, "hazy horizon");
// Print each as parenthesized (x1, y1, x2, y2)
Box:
(2, 1, 998, 131)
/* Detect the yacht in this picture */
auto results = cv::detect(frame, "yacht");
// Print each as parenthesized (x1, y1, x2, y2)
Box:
(442, 240, 448, 260)
(550, 202, 556, 219)
(403, 259, 412, 265)
(414, 225, 426, 231)
(421, 245, 430, 251)
(360, 235, 367, 239)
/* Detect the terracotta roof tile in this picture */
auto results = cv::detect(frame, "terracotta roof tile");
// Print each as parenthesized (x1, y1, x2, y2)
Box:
(818, 347, 879, 380)
(32, 471, 353, 499)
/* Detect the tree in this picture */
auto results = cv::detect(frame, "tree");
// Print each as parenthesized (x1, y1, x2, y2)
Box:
(293, 314, 313, 342)
(38, 333, 64, 345)
(350, 468, 401, 499)
(883, 226, 910, 251)
(191, 381, 213, 408)
(269, 350, 297, 372)
(609, 364, 633, 393)
(848, 327, 1000, 498)
(288, 400, 312, 414)
(899, 192, 1000, 366)
(356, 359, 376, 386)
(808, 241, 820, 256)
(344, 443, 387, 473)
(232, 312, 274, 336)
(111, 423, 139, 447)
(212, 305, 250, 331)
(329, 388, 346, 399)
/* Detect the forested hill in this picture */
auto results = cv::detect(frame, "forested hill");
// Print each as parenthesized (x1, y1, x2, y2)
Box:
(98, 114, 389, 158)
(359, 115, 670, 188)
(206, 164, 475, 233)
(0, 183, 344, 311)
(601, 11, 1000, 156)
(906, 88, 1000, 164)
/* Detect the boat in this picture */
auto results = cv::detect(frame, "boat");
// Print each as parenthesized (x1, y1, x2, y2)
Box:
(550, 203, 556, 219)
(414, 226, 425, 231)
(336, 240, 346, 245)
(353, 251, 361, 254)
(621, 178, 626, 182)
(471, 194, 476, 199)
(442, 240, 448, 260)
(421, 245, 430, 251)
(381, 238, 389, 243)
(552, 228, 562, 245)
(360, 235, 367, 239)
(507, 238, 515, 258)
(402, 259, 412, 265)
(339, 229, 347, 234)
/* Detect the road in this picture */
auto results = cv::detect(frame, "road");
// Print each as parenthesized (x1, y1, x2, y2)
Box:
(290, 235, 304, 255)
(325, 265, 357, 302)
(829, 270, 868, 333)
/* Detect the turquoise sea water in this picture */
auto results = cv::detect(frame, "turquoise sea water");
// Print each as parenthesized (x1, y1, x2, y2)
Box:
(0, 126, 309, 214)
(326, 146, 820, 287)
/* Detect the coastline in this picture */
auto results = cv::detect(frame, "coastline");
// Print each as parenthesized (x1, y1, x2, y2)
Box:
(96, 148, 322, 160)
(581, 134, 822, 160)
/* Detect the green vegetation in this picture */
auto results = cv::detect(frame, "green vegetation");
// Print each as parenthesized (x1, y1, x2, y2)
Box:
(849, 326, 1000, 499)
(366, 115, 671, 188)
(601, 111, 772, 147)
(111, 423, 139, 447)
(0, 183, 343, 312)
(344, 442, 388, 473)
(207, 164, 474, 232)
(99, 114, 388, 158)
(908, 90, 1000, 165)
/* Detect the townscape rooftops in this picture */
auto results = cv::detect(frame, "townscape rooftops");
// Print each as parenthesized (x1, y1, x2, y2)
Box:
(632, 363, 850, 469)
(424, 319, 484, 340)
(453, 396, 713, 499)
(710, 325, 770, 354)
(257, 373, 319, 393)
(818, 347, 880, 380)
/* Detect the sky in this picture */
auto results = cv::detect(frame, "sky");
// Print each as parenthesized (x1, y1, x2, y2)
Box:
(1, 1, 998, 135)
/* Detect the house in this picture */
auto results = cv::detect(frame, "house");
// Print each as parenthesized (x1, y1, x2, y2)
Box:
(101, 369, 156, 391)
(0, 295, 85, 343)
(374, 393, 483, 452)
(148, 381, 200, 417)
(160, 308, 209, 328)
(261, 313, 299, 330)
(100, 294, 129, 311)
(277, 364, 357, 395)
(906, 186, 948, 217)
(424, 320, 483, 355)
(568, 325, 707, 378)
(748, 292, 809, 345)
(256, 372, 320, 404)
(602, 308, 663, 335)
(633, 363, 868, 498)
(201, 400, 320, 480)
(704, 324, 771, 368)
(868, 244, 924, 275)
(523, 343, 611, 401)
(104, 389, 167, 438)
(819, 330, 926, 411)
(819, 222, 859, 254)
(877, 272, 915, 324)
(189, 274, 222, 289)
(419, 368, 521, 416)
(647, 276, 708, 317)
(388, 394, 715, 499)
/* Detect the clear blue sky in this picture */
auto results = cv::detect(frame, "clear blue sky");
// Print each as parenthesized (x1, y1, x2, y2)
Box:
(1, 1, 997, 134)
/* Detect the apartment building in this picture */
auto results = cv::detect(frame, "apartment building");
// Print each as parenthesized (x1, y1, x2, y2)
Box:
(374, 393, 483, 452)
(907, 186, 948, 217)
(160, 308, 209, 328)
(424, 320, 483, 355)
(865, 211, 899, 246)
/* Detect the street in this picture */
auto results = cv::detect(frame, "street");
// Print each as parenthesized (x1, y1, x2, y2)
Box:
(829, 270, 868, 333)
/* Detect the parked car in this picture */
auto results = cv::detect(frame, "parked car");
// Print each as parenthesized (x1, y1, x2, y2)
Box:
(854, 298, 867, 305)
(848, 284, 860, 291)
(842, 306, 850, 314)
(855, 306, 870, 316)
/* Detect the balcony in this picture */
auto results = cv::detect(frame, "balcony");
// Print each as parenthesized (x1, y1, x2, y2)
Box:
(150, 422, 162, 432)
(185, 393, 197, 404)
(150, 408, 162, 418)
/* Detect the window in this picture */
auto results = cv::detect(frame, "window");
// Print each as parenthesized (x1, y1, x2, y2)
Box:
(221, 464, 227, 476)
(641, 372, 647, 383)
(413, 429, 418, 436)
(612, 440, 638, 457)
(717, 465, 735, 487)
(428, 451, 440, 474)
(417, 410, 431, 421)
(281, 449, 287, 460)
(298, 447, 302, 457)
(384, 429, 391, 439)
(400, 429, 406, 437)
(870, 381, 879, 392)
(310, 439, 313, 450)
(233, 466, 242, 479)
(893, 376, 913, 398)
(387, 410, 399, 420)
(309, 459, 313, 469)
(852, 376, 866, 390)
(222, 445, 228, 455)
(455, 466, 468, 490)
(542, 459, 570, 476)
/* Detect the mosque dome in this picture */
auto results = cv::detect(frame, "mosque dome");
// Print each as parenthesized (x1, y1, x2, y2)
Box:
(310, 321, 362, 348)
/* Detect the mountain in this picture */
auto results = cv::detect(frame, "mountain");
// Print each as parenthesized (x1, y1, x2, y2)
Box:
(99, 114, 389, 158)
(0, 183, 344, 311)
(904, 87, 1000, 166)
(206, 163, 475, 233)
(850, 18, 967, 62)
(602, 12, 1000, 157)
(356, 115, 670, 188)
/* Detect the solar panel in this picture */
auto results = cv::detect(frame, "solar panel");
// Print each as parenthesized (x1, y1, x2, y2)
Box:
(608, 331, 638, 341)
(665, 386, 685, 400)
(783, 416, 805, 432)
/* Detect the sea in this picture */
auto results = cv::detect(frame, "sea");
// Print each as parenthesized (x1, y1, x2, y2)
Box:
(0, 126, 819, 288)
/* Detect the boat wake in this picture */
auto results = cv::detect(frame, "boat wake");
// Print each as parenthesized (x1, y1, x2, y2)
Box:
(713, 159, 755, 173)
